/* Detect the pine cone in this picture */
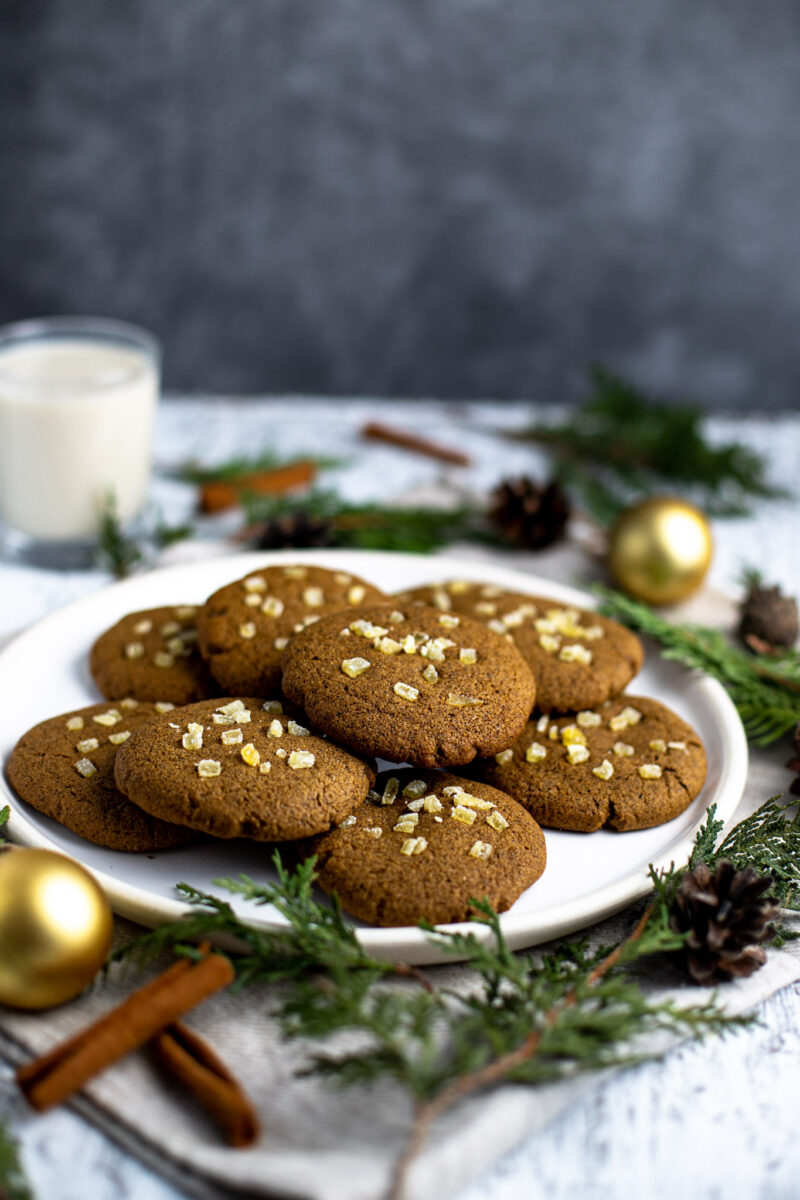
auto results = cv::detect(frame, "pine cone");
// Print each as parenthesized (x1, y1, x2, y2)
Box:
(738, 578, 798, 653)
(669, 861, 778, 986)
(488, 477, 570, 550)
(246, 510, 335, 551)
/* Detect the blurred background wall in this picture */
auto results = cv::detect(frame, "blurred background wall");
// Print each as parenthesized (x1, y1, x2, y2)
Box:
(1, 0, 799, 406)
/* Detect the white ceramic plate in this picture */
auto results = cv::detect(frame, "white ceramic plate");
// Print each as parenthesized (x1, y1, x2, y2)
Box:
(0, 549, 747, 965)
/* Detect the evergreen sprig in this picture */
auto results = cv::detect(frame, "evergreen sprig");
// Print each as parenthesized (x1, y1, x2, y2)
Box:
(0, 1120, 32, 1200)
(714, 798, 800, 910)
(95, 497, 195, 578)
(153, 514, 195, 550)
(596, 587, 800, 745)
(116, 859, 743, 1200)
(177, 451, 343, 485)
(242, 489, 495, 554)
(647, 798, 800, 923)
(96, 492, 143, 579)
(687, 805, 726, 869)
(117, 856, 399, 989)
(110, 790, 800, 1198)
(510, 367, 786, 523)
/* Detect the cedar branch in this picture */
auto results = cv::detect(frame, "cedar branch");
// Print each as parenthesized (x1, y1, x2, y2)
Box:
(388, 905, 653, 1200)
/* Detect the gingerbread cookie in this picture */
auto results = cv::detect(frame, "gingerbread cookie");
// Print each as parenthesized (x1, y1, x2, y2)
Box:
(6, 700, 194, 852)
(114, 697, 376, 841)
(397, 581, 643, 713)
(311, 768, 546, 926)
(477, 695, 706, 832)
(196, 564, 386, 695)
(281, 604, 536, 768)
(90, 605, 218, 705)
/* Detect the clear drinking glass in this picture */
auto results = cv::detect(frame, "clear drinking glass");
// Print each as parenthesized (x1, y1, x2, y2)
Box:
(0, 316, 161, 568)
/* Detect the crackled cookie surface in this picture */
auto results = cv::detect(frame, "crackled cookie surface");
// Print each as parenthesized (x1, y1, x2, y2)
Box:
(114, 697, 376, 841)
(477, 695, 706, 832)
(90, 605, 218, 705)
(196, 564, 386, 695)
(312, 769, 546, 926)
(281, 604, 536, 768)
(396, 581, 643, 713)
(6, 700, 194, 852)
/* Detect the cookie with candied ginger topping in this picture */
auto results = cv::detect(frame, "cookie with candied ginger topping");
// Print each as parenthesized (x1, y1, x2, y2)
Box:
(477, 695, 706, 832)
(90, 604, 218, 705)
(281, 604, 536, 768)
(396, 581, 643, 713)
(6, 700, 195, 852)
(196, 564, 386, 695)
(311, 768, 546, 926)
(114, 696, 376, 841)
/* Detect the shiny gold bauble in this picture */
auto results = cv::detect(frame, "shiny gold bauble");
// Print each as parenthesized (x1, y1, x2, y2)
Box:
(0, 847, 113, 1010)
(608, 496, 713, 606)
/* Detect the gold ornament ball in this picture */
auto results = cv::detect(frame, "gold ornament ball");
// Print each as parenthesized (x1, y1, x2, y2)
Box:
(608, 496, 713, 606)
(0, 847, 113, 1010)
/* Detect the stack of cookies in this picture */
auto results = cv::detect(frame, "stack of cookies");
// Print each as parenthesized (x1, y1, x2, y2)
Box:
(6, 564, 707, 929)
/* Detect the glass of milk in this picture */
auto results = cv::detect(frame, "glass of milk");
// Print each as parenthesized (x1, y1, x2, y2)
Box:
(0, 316, 160, 567)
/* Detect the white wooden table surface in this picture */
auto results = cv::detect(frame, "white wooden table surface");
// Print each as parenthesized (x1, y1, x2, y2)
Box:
(2, 397, 799, 1200)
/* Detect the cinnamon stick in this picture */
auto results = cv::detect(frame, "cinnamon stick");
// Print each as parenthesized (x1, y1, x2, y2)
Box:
(152, 1021, 260, 1147)
(199, 460, 317, 514)
(362, 422, 471, 466)
(16, 946, 235, 1113)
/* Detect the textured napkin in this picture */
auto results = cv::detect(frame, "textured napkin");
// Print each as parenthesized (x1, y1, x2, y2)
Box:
(1, 556, 797, 1200)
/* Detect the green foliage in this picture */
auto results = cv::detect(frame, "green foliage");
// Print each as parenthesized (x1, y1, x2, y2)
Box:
(96, 492, 143, 578)
(178, 452, 343, 484)
(115, 816, 768, 1114)
(512, 367, 785, 522)
(0, 805, 8, 843)
(713, 797, 800, 910)
(242, 489, 495, 554)
(118, 859, 742, 1104)
(334, 503, 489, 554)
(96, 496, 195, 575)
(596, 587, 800, 745)
(115, 853, 398, 989)
(114, 798, 800, 1192)
(687, 804, 726, 869)
(740, 565, 764, 592)
(299, 906, 737, 1101)
(0, 1122, 33, 1200)
(153, 515, 195, 549)
(647, 795, 800, 954)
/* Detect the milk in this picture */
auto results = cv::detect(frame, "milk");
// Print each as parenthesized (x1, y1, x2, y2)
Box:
(0, 338, 158, 540)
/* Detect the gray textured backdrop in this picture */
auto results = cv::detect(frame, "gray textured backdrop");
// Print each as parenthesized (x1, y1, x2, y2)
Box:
(2, 0, 800, 406)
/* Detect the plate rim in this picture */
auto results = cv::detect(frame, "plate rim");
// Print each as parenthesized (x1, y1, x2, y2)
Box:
(0, 548, 749, 963)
